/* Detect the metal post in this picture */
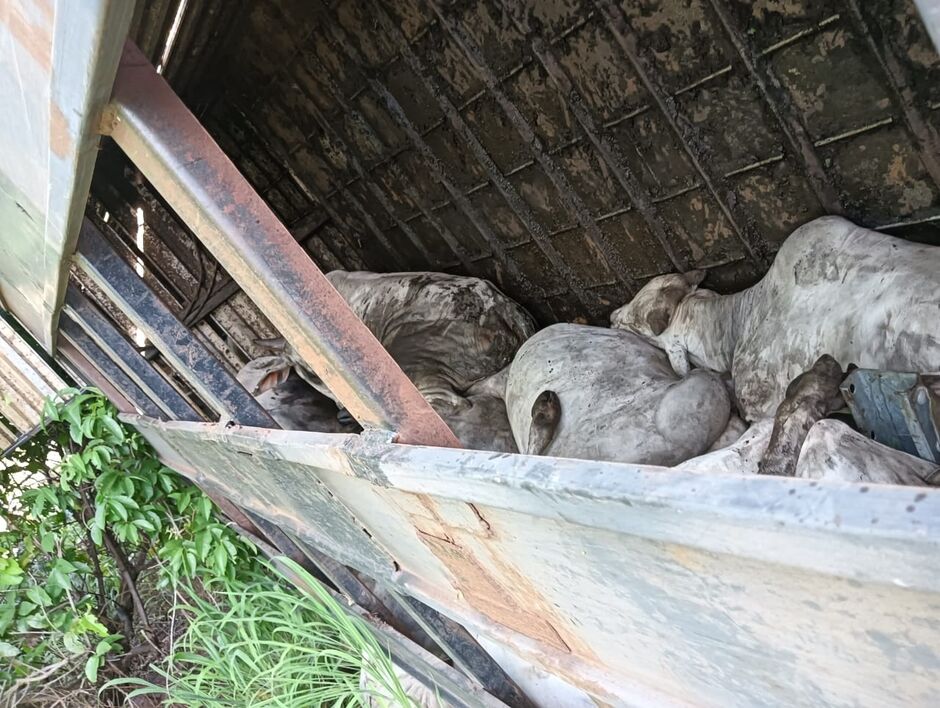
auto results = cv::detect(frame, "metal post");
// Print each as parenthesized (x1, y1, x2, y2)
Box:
(63, 285, 201, 422)
(73, 220, 274, 428)
(105, 41, 460, 448)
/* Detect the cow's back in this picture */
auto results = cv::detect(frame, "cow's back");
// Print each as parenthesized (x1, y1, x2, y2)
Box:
(326, 271, 536, 397)
(731, 217, 940, 419)
(505, 324, 730, 465)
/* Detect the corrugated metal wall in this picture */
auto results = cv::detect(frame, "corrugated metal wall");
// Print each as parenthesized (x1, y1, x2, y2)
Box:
(82, 0, 940, 384)
(0, 317, 68, 446)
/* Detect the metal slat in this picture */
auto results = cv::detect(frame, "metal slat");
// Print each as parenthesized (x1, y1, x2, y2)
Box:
(105, 41, 458, 447)
(59, 317, 163, 418)
(593, 0, 768, 265)
(63, 285, 201, 421)
(73, 220, 274, 428)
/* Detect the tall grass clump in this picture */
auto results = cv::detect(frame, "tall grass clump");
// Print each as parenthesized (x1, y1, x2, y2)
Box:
(108, 558, 419, 707)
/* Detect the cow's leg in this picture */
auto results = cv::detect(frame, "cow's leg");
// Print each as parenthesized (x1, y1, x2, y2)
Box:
(759, 355, 845, 477)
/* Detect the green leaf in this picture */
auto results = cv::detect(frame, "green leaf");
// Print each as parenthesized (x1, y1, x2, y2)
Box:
(0, 641, 19, 658)
(16, 600, 36, 617)
(74, 612, 108, 637)
(26, 586, 52, 607)
(195, 530, 211, 563)
(0, 559, 23, 587)
(84, 654, 101, 683)
(99, 415, 125, 443)
(40, 531, 55, 553)
(213, 543, 229, 576)
(184, 550, 197, 578)
(63, 632, 85, 655)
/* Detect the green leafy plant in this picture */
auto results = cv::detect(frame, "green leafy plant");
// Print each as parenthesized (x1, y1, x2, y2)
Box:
(107, 558, 418, 707)
(0, 388, 256, 703)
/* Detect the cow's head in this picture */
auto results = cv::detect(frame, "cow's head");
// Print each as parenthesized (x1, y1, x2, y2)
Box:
(254, 337, 337, 403)
(236, 354, 293, 395)
(609, 270, 704, 343)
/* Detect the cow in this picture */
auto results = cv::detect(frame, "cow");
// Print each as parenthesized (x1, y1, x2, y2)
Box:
(253, 271, 533, 451)
(307, 270, 537, 408)
(502, 323, 734, 465)
(676, 418, 938, 486)
(610, 216, 940, 421)
(236, 355, 360, 434)
(674, 356, 938, 486)
(796, 419, 938, 485)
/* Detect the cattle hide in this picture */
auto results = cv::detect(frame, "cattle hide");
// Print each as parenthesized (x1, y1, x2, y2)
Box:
(610, 216, 940, 420)
(759, 354, 845, 477)
(672, 418, 775, 475)
(504, 323, 732, 465)
(795, 419, 939, 485)
(675, 417, 938, 486)
(319, 270, 536, 407)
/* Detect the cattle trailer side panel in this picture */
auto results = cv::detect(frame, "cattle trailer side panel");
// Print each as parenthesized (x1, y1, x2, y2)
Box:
(128, 416, 940, 707)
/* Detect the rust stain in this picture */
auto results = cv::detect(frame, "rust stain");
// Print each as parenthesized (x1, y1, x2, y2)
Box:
(417, 529, 573, 652)
(49, 102, 72, 158)
(3, 0, 53, 72)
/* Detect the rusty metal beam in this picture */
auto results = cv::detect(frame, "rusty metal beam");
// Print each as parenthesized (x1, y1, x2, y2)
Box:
(74, 220, 274, 427)
(706, 0, 844, 215)
(106, 42, 460, 448)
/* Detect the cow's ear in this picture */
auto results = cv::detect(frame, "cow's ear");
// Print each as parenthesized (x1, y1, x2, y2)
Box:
(257, 365, 291, 393)
(645, 307, 672, 336)
(254, 336, 287, 353)
(666, 342, 691, 377)
(683, 269, 706, 287)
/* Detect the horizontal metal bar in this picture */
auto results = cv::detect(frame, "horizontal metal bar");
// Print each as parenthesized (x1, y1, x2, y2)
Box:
(107, 41, 459, 448)
(59, 316, 164, 418)
(73, 219, 274, 427)
(63, 285, 201, 421)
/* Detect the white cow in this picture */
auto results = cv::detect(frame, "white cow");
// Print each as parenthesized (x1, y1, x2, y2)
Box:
(319, 270, 536, 408)
(611, 216, 940, 421)
(676, 418, 938, 486)
(503, 323, 733, 465)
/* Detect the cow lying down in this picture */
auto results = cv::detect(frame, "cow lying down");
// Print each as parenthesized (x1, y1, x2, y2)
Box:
(306, 270, 536, 408)
(236, 355, 360, 434)
(611, 216, 940, 421)
(674, 355, 940, 485)
(676, 418, 939, 485)
(251, 271, 534, 451)
(503, 323, 734, 465)
(239, 354, 518, 452)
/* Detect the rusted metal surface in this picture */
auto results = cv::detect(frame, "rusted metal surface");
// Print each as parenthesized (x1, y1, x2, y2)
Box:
(0, 0, 132, 350)
(0, 315, 67, 434)
(54, 339, 136, 415)
(106, 41, 461, 447)
(128, 415, 940, 706)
